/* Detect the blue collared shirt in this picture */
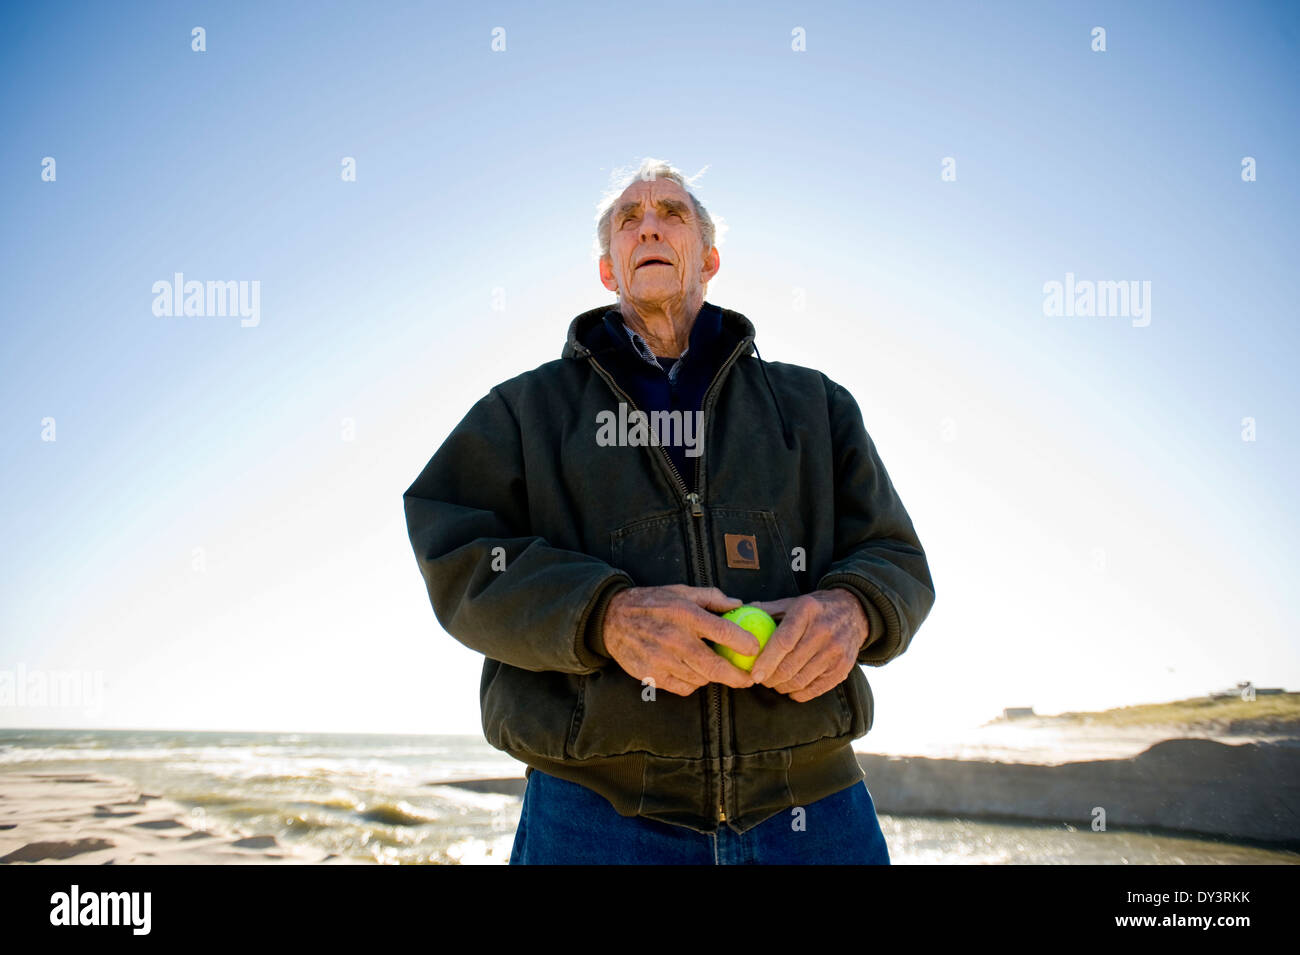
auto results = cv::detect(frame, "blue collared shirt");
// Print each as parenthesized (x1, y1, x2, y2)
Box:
(620, 323, 687, 382)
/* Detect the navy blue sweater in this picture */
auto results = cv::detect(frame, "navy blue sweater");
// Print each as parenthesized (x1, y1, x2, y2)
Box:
(587, 302, 738, 489)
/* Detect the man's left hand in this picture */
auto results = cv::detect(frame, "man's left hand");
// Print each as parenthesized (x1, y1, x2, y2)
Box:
(746, 589, 867, 701)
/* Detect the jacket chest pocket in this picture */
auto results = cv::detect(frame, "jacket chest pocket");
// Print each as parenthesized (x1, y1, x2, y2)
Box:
(707, 507, 799, 604)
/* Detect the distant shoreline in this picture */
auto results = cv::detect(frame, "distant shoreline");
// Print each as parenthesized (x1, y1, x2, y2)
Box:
(985, 692, 1300, 737)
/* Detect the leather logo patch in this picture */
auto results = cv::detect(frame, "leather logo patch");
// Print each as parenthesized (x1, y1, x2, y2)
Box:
(724, 533, 760, 570)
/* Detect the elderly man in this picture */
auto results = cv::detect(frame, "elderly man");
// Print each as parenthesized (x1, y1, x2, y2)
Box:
(403, 158, 935, 865)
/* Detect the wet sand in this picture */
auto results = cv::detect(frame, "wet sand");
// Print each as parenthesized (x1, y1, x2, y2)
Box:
(0, 771, 362, 865)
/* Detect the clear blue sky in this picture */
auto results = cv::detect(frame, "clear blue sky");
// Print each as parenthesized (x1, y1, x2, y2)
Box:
(2, 0, 1297, 744)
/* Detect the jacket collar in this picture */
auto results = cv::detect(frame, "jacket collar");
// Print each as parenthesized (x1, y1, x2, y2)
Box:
(561, 300, 755, 361)
(560, 300, 793, 451)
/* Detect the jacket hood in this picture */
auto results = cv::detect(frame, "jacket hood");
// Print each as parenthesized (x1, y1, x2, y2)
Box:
(560, 301, 794, 450)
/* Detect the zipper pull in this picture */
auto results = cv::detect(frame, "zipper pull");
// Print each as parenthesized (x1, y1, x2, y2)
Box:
(718, 803, 726, 822)
(685, 492, 704, 517)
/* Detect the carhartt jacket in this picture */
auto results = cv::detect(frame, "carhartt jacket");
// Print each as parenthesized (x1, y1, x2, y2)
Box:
(402, 301, 935, 834)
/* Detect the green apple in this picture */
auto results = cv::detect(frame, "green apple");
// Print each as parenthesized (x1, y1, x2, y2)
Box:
(712, 606, 777, 672)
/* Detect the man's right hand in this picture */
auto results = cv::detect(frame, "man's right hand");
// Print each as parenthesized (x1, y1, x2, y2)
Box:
(601, 585, 760, 696)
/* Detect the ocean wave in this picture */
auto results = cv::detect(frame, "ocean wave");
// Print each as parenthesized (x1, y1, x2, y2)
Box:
(355, 800, 441, 826)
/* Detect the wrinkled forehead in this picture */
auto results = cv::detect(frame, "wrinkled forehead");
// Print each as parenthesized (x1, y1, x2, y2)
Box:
(614, 177, 689, 208)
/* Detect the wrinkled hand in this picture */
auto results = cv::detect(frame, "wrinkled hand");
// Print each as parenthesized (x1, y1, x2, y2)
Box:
(602, 585, 759, 696)
(746, 589, 868, 701)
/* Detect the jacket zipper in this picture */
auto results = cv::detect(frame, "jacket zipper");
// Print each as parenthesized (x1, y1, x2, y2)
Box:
(586, 337, 752, 826)
(695, 341, 749, 825)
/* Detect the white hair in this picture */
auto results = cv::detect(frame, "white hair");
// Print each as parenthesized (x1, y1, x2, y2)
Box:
(593, 157, 722, 263)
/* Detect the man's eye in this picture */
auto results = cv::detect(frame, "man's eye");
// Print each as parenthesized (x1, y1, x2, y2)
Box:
(670, 211, 683, 219)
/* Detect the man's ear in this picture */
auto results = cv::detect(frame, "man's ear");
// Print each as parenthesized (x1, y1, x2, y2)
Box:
(599, 255, 619, 293)
(701, 246, 720, 284)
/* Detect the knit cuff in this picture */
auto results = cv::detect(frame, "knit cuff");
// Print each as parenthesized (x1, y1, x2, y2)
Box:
(585, 579, 634, 660)
(824, 583, 886, 664)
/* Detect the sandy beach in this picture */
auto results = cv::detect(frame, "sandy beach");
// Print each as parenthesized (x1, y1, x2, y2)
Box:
(0, 771, 362, 865)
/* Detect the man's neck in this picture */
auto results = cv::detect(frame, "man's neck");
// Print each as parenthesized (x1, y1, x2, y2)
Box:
(618, 293, 704, 358)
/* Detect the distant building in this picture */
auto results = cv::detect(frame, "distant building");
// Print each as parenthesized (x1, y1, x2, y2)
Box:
(1003, 707, 1035, 720)
(1208, 681, 1287, 699)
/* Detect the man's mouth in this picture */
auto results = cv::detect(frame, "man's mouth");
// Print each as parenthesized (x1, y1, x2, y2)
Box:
(636, 257, 673, 270)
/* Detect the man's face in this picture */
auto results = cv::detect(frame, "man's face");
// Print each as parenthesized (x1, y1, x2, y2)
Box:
(599, 177, 719, 308)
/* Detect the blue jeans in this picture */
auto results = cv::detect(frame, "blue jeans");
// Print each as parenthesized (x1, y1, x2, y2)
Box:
(508, 769, 891, 865)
